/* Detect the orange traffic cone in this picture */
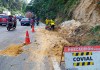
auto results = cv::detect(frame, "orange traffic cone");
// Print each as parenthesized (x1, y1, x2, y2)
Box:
(25, 31, 31, 44)
(32, 25, 35, 32)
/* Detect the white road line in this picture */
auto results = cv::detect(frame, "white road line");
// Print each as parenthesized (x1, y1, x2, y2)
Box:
(51, 57, 61, 70)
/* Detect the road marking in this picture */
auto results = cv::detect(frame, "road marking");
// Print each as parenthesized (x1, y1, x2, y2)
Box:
(51, 57, 61, 70)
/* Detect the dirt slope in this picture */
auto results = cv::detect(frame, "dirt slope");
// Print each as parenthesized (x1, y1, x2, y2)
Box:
(73, 0, 100, 24)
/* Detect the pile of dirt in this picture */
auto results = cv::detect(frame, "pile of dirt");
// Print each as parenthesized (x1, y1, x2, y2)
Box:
(28, 28, 72, 63)
(59, 20, 81, 37)
(0, 44, 24, 56)
(28, 20, 100, 65)
(59, 20, 100, 46)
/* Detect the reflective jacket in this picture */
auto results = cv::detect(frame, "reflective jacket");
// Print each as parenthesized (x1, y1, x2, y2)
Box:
(46, 19, 50, 24)
(50, 20, 55, 25)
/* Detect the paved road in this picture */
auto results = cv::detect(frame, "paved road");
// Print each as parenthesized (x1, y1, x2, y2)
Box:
(0, 20, 33, 50)
(0, 20, 38, 70)
(0, 21, 65, 70)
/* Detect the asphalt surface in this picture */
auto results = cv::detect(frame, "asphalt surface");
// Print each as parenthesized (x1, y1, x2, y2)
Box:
(0, 20, 40, 70)
(0, 21, 65, 70)
(0, 20, 33, 50)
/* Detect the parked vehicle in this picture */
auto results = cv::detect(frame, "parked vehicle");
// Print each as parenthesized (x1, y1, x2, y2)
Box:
(0, 15, 8, 25)
(20, 18, 30, 26)
(16, 16, 24, 21)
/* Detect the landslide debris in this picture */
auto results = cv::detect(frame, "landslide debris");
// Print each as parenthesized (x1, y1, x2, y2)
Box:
(28, 20, 100, 64)
(28, 28, 72, 64)
(0, 44, 24, 56)
(59, 20, 100, 46)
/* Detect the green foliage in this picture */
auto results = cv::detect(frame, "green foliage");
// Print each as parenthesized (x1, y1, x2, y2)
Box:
(90, 25, 100, 33)
(84, 25, 100, 46)
(0, 0, 26, 15)
(97, 1, 100, 4)
(25, 0, 79, 21)
(64, 0, 79, 19)
(0, 7, 7, 13)
(88, 39, 100, 46)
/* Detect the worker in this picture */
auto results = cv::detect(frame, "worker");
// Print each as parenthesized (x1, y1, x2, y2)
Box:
(45, 18, 49, 25)
(36, 16, 40, 26)
(45, 18, 51, 30)
(30, 17, 35, 28)
(50, 19, 55, 30)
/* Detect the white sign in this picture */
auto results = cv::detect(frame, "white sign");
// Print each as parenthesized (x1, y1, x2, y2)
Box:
(64, 46, 100, 70)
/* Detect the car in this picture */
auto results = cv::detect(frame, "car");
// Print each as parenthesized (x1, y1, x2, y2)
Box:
(20, 18, 30, 26)
(0, 15, 8, 25)
(16, 16, 24, 21)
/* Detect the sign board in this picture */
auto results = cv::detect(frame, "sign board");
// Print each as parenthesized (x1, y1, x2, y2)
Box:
(64, 46, 100, 70)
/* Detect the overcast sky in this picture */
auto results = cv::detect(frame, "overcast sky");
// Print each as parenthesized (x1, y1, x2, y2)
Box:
(27, 0, 31, 3)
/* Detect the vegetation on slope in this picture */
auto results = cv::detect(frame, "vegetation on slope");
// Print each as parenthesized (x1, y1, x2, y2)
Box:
(25, 0, 79, 21)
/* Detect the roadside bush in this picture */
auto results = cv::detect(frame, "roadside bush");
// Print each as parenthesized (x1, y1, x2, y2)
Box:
(87, 39, 100, 46)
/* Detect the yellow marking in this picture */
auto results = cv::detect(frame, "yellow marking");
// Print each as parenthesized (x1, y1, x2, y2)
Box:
(73, 62, 94, 66)
(72, 53, 76, 56)
(90, 62, 94, 65)
(84, 52, 86, 56)
(89, 52, 92, 55)
(72, 52, 92, 56)
(78, 52, 81, 56)
(73, 63, 77, 67)
(79, 62, 82, 66)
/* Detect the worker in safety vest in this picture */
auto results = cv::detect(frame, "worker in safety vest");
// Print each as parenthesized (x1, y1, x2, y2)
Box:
(45, 18, 49, 25)
(45, 18, 50, 30)
(50, 19, 55, 30)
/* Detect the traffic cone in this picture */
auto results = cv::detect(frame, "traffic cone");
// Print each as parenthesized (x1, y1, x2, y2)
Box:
(25, 31, 31, 44)
(32, 25, 35, 32)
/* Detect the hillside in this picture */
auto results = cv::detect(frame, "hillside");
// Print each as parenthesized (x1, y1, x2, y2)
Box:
(73, 0, 100, 25)
(26, 0, 79, 21)
(26, 0, 100, 25)
(25, 0, 100, 46)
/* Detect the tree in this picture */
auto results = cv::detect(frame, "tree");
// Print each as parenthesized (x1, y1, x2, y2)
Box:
(25, 0, 79, 21)
(0, 0, 26, 14)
